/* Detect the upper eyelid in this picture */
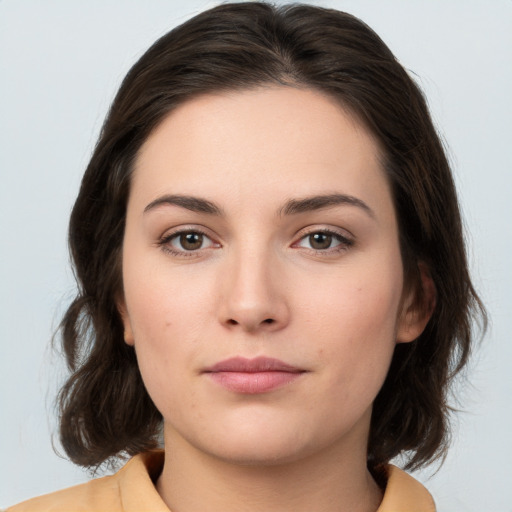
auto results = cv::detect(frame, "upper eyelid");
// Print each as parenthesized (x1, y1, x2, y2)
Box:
(160, 225, 218, 241)
(294, 225, 354, 240)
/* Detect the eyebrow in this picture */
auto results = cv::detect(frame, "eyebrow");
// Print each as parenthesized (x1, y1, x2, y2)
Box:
(144, 193, 374, 218)
(144, 195, 224, 215)
(279, 193, 375, 218)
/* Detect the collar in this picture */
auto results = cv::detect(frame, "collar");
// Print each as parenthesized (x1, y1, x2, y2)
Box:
(118, 451, 435, 512)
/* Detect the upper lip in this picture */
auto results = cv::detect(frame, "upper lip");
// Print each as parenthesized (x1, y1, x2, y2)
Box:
(203, 356, 304, 373)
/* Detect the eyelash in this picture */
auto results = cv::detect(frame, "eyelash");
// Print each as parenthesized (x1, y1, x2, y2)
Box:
(158, 227, 354, 257)
(158, 228, 217, 258)
(293, 228, 354, 255)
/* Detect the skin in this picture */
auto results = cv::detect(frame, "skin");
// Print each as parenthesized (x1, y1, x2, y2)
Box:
(119, 86, 432, 512)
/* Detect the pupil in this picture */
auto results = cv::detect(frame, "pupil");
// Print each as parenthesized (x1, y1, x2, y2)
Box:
(181, 232, 203, 250)
(310, 233, 332, 250)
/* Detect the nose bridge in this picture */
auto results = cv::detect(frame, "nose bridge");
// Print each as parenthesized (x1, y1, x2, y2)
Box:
(219, 238, 288, 332)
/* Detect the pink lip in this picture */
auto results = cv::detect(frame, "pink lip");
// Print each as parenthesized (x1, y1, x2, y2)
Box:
(203, 356, 306, 394)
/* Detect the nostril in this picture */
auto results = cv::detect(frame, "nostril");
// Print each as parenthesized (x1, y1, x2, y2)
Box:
(224, 318, 276, 327)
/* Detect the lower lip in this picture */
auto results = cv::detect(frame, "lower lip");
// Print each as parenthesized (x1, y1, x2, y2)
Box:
(207, 371, 304, 394)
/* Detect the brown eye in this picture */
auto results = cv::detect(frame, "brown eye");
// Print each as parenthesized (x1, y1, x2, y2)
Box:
(294, 230, 353, 253)
(162, 229, 218, 256)
(308, 232, 333, 250)
(179, 232, 204, 250)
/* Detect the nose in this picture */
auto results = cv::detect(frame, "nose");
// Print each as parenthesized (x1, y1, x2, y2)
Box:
(217, 248, 290, 333)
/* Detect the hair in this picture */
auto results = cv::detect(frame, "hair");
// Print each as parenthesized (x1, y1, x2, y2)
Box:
(58, 1, 486, 472)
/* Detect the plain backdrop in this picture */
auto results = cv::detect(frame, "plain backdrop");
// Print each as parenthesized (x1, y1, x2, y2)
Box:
(1, 1, 511, 510)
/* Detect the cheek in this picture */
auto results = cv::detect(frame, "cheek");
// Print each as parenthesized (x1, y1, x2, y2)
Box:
(125, 279, 205, 360)
(300, 258, 403, 392)
(121, 258, 208, 407)
(126, 294, 193, 420)
(122, 243, 216, 342)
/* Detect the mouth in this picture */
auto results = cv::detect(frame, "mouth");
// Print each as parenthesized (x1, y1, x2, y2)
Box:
(202, 356, 306, 394)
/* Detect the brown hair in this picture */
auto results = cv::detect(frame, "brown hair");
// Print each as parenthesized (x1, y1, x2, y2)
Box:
(58, 2, 485, 471)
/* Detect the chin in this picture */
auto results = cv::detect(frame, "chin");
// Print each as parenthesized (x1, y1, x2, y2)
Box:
(192, 424, 326, 468)
(208, 441, 309, 467)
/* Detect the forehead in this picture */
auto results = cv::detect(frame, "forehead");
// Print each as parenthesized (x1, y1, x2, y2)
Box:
(131, 86, 391, 216)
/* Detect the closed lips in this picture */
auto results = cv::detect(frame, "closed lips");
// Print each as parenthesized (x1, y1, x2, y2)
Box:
(203, 356, 306, 394)
(203, 356, 305, 373)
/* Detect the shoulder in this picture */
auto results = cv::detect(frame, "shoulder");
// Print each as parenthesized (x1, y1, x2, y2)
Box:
(6, 451, 167, 512)
(378, 464, 436, 512)
(6, 472, 122, 512)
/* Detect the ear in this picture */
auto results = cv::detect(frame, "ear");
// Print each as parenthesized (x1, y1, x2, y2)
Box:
(117, 296, 135, 346)
(396, 263, 436, 344)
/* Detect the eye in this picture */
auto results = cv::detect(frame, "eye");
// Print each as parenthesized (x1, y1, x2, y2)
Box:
(173, 232, 208, 251)
(160, 229, 218, 256)
(294, 229, 353, 253)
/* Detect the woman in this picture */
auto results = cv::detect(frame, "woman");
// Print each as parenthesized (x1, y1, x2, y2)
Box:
(7, 2, 485, 511)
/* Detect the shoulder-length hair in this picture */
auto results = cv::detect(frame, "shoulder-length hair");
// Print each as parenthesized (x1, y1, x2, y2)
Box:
(58, 2, 485, 471)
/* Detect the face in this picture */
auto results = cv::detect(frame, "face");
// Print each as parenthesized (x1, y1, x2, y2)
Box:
(120, 86, 426, 466)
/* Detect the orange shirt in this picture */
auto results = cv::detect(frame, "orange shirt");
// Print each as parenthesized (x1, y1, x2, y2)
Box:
(7, 451, 436, 511)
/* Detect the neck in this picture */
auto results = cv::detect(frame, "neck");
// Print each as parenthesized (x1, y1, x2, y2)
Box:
(156, 426, 383, 512)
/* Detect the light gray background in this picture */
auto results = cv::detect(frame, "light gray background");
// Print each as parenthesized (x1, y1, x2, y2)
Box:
(1, 1, 511, 510)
